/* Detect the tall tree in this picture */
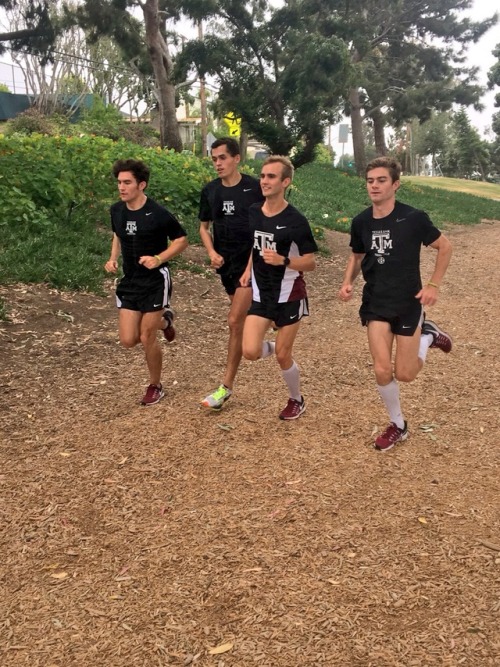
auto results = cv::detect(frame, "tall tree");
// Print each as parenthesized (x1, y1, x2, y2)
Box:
(301, 0, 497, 174)
(487, 43, 500, 171)
(70, 0, 185, 150)
(0, 0, 57, 56)
(441, 108, 490, 178)
(177, 0, 350, 166)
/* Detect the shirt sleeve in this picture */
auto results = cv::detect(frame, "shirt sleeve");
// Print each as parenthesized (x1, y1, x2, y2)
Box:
(349, 217, 365, 254)
(198, 185, 212, 222)
(293, 216, 318, 254)
(419, 211, 441, 246)
(162, 209, 188, 241)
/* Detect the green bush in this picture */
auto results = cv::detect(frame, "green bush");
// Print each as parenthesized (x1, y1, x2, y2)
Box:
(0, 134, 214, 289)
(5, 108, 56, 136)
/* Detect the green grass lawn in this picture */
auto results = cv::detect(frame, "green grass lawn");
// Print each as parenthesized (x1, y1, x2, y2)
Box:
(402, 176, 500, 201)
(291, 164, 500, 232)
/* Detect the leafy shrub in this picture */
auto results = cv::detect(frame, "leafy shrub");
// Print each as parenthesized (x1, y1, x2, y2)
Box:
(5, 108, 56, 136)
(0, 134, 214, 289)
(75, 99, 160, 146)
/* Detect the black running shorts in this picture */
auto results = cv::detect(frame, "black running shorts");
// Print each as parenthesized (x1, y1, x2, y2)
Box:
(116, 267, 172, 313)
(220, 270, 251, 296)
(248, 297, 309, 328)
(360, 302, 424, 336)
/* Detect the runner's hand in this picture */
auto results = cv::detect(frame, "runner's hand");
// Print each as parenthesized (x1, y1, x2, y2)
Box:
(338, 284, 353, 301)
(416, 285, 438, 306)
(139, 255, 161, 269)
(239, 268, 251, 287)
(209, 252, 224, 269)
(262, 249, 283, 265)
(105, 259, 118, 273)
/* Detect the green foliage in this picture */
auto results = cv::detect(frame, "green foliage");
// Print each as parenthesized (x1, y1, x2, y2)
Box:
(73, 98, 161, 147)
(0, 134, 214, 290)
(0, 83, 10, 93)
(2, 137, 498, 294)
(76, 98, 127, 139)
(0, 0, 57, 59)
(178, 1, 350, 166)
(314, 143, 334, 164)
(291, 163, 500, 232)
(5, 108, 57, 135)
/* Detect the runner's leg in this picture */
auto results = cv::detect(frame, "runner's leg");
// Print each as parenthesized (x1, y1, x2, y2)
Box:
(224, 286, 253, 387)
(140, 311, 164, 386)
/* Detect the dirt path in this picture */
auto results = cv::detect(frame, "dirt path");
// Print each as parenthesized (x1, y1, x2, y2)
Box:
(1, 222, 499, 666)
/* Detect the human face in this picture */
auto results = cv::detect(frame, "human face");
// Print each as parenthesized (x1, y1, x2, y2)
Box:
(260, 162, 291, 198)
(117, 171, 146, 206)
(366, 167, 399, 206)
(211, 144, 240, 180)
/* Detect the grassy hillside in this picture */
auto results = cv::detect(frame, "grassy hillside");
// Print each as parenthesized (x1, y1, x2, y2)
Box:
(1, 138, 499, 295)
(403, 176, 500, 200)
(291, 163, 500, 232)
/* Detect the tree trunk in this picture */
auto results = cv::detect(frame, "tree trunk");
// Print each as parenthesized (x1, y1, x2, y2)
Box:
(239, 132, 248, 161)
(142, 0, 182, 151)
(372, 108, 387, 155)
(349, 86, 366, 176)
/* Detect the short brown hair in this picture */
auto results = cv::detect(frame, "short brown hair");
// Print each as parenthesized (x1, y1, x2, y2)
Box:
(112, 159, 150, 185)
(211, 137, 240, 156)
(365, 157, 401, 183)
(263, 155, 294, 181)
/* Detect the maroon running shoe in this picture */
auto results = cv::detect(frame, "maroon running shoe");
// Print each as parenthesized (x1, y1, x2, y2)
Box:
(279, 397, 306, 421)
(422, 319, 452, 353)
(141, 383, 164, 406)
(162, 307, 176, 342)
(374, 421, 408, 451)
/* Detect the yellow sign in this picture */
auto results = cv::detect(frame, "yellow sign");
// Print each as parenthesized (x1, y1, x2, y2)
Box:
(223, 112, 241, 137)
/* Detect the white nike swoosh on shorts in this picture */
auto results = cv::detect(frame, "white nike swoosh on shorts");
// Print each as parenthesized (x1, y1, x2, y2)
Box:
(276, 225, 286, 229)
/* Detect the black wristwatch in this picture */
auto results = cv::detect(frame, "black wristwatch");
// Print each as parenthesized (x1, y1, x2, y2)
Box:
(283, 257, 291, 267)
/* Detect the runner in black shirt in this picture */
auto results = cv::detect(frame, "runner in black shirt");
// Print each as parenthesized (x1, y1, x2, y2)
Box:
(241, 155, 318, 420)
(105, 159, 188, 406)
(199, 137, 264, 410)
(339, 157, 452, 451)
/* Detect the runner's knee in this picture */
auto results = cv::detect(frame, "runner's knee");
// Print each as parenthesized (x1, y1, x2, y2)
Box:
(394, 367, 418, 383)
(374, 362, 393, 385)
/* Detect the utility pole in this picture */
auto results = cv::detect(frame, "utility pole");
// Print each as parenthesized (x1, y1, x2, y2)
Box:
(198, 21, 207, 156)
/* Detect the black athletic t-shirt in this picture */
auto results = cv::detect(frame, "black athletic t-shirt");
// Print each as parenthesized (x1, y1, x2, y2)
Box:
(198, 173, 264, 273)
(350, 201, 441, 316)
(249, 203, 318, 303)
(110, 198, 187, 279)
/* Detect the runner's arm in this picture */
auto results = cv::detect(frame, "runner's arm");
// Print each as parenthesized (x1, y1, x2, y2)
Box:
(139, 235, 189, 269)
(199, 220, 224, 269)
(240, 249, 253, 287)
(416, 233, 452, 305)
(104, 233, 121, 273)
(339, 252, 364, 301)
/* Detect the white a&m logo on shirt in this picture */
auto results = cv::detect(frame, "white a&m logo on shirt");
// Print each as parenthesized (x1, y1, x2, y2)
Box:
(371, 230, 392, 254)
(254, 230, 276, 255)
(222, 200, 235, 215)
(126, 221, 137, 235)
